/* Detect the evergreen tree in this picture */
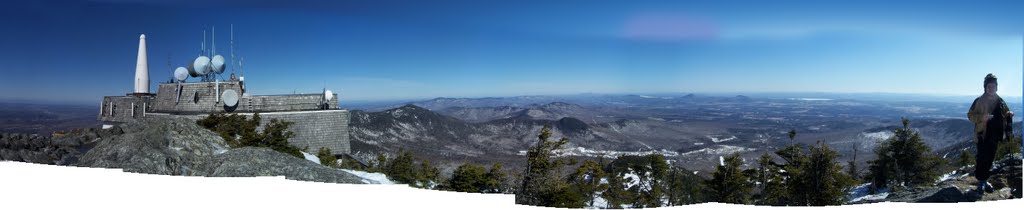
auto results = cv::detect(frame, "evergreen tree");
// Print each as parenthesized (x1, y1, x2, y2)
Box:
(634, 154, 669, 208)
(601, 154, 673, 208)
(847, 141, 861, 182)
(384, 149, 417, 185)
(866, 118, 946, 191)
(754, 152, 786, 205)
(761, 140, 855, 206)
(416, 159, 441, 188)
(445, 163, 488, 192)
(317, 147, 338, 167)
(197, 112, 255, 147)
(197, 113, 303, 158)
(258, 118, 300, 158)
(517, 125, 571, 206)
(957, 149, 974, 169)
(483, 163, 508, 193)
(704, 153, 751, 204)
(601, 171, 633, 209)
(549, 183, 585, 208)
(567, 159, 607, 207)
(801, 142, 855, 206)
(776, 143, 810, 205)
(665, 165, 705, 206)
(373, 153, 388, 173)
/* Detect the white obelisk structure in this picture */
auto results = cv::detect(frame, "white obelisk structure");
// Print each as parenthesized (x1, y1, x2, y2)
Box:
(134, 34, 150, 94)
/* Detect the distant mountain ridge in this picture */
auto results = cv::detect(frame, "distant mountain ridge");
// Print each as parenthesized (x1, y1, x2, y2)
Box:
(338, 93, 1024, 174)
(347, 104, 615, 163)
(437, 101, 606, 123)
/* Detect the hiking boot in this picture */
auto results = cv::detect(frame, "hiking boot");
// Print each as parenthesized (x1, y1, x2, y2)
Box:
(983, 181, 995, 193)
(978, 182, 987, 194)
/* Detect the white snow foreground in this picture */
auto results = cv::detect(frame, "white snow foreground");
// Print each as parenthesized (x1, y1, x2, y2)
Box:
(4, 161, 1020, 210)
(0, 161, 516, 210)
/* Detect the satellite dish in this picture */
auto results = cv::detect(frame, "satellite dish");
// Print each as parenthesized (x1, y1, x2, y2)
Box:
(222, 89, 239, 108)
(211, 55, 226, 74)
(187, 62, 199, 77)
(193, 56, 211, 75)
(324, 90, 334, 101)
(174, 67, 189, 81)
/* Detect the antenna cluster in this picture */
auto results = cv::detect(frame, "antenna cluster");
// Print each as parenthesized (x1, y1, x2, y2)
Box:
(173, 25, 241, 83)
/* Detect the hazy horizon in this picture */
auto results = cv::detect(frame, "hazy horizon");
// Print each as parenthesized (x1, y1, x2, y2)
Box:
(2, 0, 1022, 103)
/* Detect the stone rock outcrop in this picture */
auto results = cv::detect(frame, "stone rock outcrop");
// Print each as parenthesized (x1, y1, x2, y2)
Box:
(0, 127, 121, 165)
(209, 147, 363, 184)
(74, 117, 363, 184)
(883, 153, 1022, 203)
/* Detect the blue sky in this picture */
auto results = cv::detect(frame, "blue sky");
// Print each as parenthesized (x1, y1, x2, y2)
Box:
(1, 0, 1022, 104)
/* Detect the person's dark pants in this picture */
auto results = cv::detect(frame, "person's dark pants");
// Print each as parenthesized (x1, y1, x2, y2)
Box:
(975, 133, 999, 181)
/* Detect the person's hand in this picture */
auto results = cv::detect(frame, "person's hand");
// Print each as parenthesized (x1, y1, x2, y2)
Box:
(985, 114, 994, 121)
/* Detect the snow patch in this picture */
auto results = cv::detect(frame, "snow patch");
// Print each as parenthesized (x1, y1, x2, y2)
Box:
(680, 145, 754, 156)
(848, 183, 889, 203)
(339, 169, 396, 184)
(301, 151, 321, 165)
(862, 131, 894, 140)
(589, 193, 608, 209)
(707, 135, 737, 143)
(937, 170, 959, 183)
(623, 172, 641, 189)
(212, 144, 229, 155)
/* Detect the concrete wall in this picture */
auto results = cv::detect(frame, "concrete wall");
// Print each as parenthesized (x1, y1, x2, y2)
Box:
(151, 82, 243, 113)
(98, 95, 154, 123)
(146, 110, 350, 155)
(151, 81, 338, 113)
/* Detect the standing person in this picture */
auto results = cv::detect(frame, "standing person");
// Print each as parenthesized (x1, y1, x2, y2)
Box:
(967, 73, 1014, 193)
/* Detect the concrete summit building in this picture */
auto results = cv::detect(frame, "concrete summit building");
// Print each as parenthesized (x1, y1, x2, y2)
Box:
(98, 32, 350, 155)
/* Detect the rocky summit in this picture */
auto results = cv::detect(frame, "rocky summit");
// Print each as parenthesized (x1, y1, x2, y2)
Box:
(870, 153, 1022, 203)
(70, 117, 363, 184)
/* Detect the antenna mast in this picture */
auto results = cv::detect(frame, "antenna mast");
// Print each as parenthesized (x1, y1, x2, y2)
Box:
(202, 28, 206, 56)
(230, 24, 235, 77)
(212, 25, 216, 57)
(167, 54, 172, 82)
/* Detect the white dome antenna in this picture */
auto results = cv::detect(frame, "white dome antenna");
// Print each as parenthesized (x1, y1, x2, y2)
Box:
(211, 55, 225, 74)
(174, 67, 188, 82)
(193, 56, 211, 76)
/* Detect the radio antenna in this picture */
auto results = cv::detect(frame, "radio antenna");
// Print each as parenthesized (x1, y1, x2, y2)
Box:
(212, 25, 216, 57)
(202, 27, 206, 56)
(230, 24, 235, 76)
(167, 54, 172, 82)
